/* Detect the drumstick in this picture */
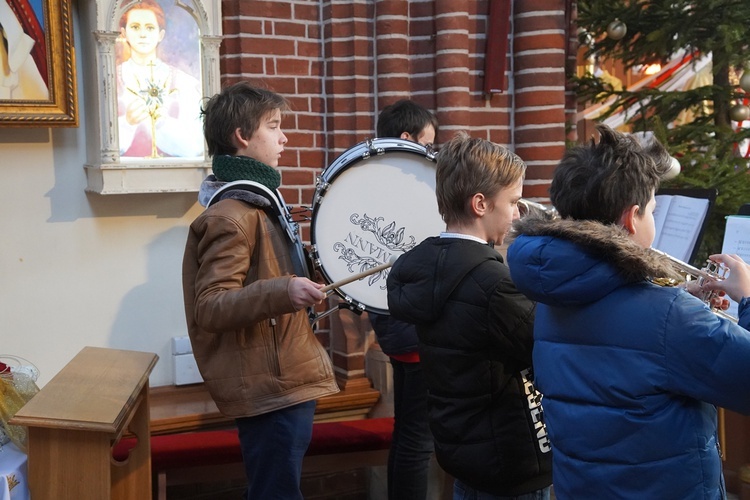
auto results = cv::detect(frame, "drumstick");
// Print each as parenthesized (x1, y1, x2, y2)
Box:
(321, 256, 398, 293)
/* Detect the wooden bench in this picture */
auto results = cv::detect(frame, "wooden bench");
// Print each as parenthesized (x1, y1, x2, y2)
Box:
(147, 380, 383, 435)
(109, 381, 390, 498)
(113, 416, 394, 500)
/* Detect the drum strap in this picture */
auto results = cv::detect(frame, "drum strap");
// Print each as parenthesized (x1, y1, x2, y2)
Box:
(207, 181, 310, 279)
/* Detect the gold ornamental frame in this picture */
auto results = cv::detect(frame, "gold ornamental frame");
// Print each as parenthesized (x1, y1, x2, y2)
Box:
(0, 0, 78, 127)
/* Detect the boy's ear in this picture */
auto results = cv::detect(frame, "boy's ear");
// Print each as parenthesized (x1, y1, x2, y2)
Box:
(232, 128, 249, 149)
(400, 132, 412, 141)
(619, 204, 639, 235)
(470, 193, 487, 217)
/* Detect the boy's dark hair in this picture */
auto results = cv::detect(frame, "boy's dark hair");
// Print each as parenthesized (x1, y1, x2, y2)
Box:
(201, 82, 289, 157)
(377, 99, 438, 141)
(436, 131, 526, 226)
(550, 124, 672, 224)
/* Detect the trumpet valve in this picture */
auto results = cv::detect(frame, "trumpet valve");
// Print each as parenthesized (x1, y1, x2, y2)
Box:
(696, 259, 730, 308)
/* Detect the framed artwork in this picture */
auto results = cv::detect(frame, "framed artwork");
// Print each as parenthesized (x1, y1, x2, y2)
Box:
(0, 0, 78, 127)
(82, 0, 222, 194)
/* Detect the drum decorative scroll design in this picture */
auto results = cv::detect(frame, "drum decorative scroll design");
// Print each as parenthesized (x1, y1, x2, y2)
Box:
(332, 211, 419, 291)
(311, 138, 443, 315)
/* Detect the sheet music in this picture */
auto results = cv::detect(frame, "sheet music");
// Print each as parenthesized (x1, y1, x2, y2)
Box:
(720, 216, 750, 318)
(653, 195, 710, 262)
(652, 195, 672, 243)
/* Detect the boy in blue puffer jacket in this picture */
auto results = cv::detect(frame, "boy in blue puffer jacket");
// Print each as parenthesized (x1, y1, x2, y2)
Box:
(507, 124, 750, 499)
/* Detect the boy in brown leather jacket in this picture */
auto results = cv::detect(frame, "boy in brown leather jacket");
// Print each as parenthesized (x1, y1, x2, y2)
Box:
(182, 82, 339, 500)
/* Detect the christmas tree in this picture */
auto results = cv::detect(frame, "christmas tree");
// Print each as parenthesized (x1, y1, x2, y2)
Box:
(573, 0, 750, 263)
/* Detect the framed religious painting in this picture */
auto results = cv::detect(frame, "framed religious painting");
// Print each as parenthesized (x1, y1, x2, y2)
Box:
(0, 0, 78, 127)
(81, 0, 222, 194)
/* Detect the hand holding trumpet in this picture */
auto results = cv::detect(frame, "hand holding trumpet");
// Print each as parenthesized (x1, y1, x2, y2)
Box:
(700, 253, 750, 304)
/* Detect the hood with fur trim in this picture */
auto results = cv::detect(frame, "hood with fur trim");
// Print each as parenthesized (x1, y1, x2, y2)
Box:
(507, 215, 681, 308)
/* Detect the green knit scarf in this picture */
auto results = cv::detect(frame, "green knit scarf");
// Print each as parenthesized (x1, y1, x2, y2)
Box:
(212, 155, 281, 191)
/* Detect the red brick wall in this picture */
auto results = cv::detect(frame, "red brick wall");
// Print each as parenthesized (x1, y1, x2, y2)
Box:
(220, 0, 573, 203)
(219, 0, 575, 381)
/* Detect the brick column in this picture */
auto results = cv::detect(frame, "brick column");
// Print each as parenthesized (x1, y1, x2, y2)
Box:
(434, 0, 471, 135)
(375, 0, 410, 108)
(513, 0, 569, 202)
(321, 0, 375, 157)
(318, 0, 378, 389)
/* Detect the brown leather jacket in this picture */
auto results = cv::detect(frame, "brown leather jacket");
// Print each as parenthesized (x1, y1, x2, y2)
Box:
(182, 198, 339, 418)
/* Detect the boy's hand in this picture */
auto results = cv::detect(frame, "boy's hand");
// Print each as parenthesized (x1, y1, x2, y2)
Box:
(289, 277, 326, 310)
(702, 253, 750, 304)
(683, 280, 730, 310)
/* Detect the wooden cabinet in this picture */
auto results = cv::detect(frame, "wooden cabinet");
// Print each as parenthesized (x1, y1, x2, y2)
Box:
(11, 347, 158, 500)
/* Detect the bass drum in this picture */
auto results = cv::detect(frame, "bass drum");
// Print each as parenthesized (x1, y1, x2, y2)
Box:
(310, 138, 444, 315)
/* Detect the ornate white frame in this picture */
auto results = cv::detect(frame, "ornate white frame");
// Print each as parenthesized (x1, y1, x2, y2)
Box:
(81, 0, 222, 194)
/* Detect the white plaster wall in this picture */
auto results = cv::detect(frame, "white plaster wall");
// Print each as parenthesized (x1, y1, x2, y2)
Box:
(0, 2, 204, 388)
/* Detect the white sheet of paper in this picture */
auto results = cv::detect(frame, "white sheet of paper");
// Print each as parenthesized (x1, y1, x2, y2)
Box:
(720, 216, 750, 318)
(652, 195, 709, 262)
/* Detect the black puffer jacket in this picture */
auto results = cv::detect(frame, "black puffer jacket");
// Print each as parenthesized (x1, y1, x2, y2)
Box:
(387, 236, 552, 496)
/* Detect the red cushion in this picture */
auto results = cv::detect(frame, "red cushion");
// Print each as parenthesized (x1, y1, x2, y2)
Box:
(114, 429, 242, 469)
(307, 417, 394, 456)
(112, 417, 394, 470)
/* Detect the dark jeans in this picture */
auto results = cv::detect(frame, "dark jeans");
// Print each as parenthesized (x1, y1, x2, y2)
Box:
(453, 481, 551, 500)
(235, 400, 316, 500)
(388, 358, 434, 500)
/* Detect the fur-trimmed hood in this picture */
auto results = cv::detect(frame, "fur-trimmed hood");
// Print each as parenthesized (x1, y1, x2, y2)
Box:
(507, 215, 681, 307)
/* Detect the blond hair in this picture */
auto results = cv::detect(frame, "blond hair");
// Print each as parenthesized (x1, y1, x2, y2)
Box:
(436, 131, 526, 226)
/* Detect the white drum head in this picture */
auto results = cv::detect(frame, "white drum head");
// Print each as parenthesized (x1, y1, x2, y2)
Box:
(312, 140, 444, 314)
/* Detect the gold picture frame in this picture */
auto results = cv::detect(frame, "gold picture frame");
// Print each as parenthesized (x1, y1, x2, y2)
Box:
(0, 0, 78, 127)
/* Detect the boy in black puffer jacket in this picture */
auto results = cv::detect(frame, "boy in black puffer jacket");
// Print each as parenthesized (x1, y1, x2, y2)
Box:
(387, 132, 552, 499)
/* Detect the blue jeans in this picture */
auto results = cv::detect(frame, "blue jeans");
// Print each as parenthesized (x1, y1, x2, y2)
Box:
(388, 358, 434, 500)
(235, 400, 316, 500)
(453, 480, 551, 500)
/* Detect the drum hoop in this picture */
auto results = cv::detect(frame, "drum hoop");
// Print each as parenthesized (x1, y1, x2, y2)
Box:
(320, 138, 436, 186)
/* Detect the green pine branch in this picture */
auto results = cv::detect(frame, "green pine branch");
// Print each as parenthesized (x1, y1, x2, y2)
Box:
(574, 0, 750, 263)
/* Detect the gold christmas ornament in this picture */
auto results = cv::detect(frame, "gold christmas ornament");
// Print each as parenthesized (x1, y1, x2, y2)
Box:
(730, 103, 750, 122)
(740, 70, 750, 94)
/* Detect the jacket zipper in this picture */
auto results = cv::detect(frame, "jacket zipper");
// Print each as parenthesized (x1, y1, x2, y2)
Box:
(269, 318, 281, 376)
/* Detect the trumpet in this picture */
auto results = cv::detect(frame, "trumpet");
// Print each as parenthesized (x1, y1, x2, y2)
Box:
(651, 249, 738, 323)
(515, 200, 738, 323)
(518, 199, 558, 220)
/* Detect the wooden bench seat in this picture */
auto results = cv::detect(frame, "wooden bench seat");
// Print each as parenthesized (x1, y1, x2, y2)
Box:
(148, 380, 383, 435)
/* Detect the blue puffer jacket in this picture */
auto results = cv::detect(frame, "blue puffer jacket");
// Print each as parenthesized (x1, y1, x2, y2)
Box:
(507, 216, 750, 500)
